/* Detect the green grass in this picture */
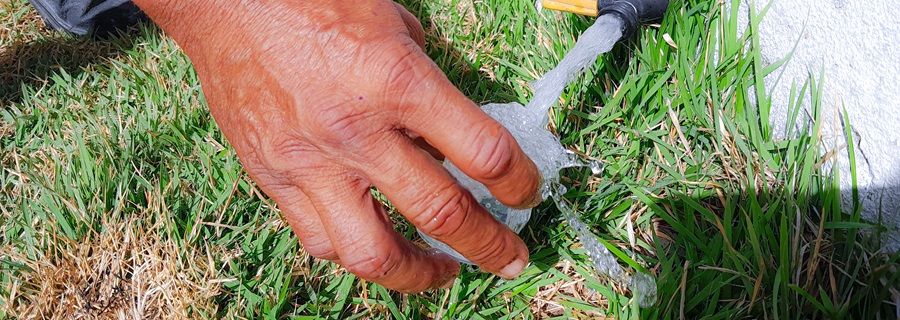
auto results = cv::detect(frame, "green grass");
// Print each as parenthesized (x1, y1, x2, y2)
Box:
(1, 0, 897, 318)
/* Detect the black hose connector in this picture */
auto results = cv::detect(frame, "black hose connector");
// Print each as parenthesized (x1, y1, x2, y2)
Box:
(597, 0, 669, 37)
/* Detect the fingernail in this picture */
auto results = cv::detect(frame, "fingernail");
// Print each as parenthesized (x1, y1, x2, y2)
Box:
(527, 183, 544, 207)
(499, 258, 527, 279)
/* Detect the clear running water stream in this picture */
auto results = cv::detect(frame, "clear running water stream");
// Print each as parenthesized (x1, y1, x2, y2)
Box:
(420, 15, 657, 307)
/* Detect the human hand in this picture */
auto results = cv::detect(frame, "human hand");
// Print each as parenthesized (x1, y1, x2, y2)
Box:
(134, 0, 541, 292)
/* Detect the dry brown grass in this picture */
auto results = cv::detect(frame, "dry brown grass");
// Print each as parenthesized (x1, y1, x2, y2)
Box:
(530, 260, 613, 319)
(2, 217, 223, 319)
(0, 0, 44, 43)
(0, 0, 137, 105)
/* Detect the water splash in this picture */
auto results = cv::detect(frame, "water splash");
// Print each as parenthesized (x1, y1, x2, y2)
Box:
(551, 186, 656, 307)
(419, 15, 657, 307)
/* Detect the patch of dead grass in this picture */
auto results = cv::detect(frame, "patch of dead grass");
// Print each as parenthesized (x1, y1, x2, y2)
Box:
(531, 260, 614, 319)
(0, 0, 45, 43)
(2, 217, 223, 319)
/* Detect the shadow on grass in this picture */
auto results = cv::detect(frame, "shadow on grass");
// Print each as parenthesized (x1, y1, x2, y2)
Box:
(0, 26, 143, 105)
(606, 181, 899, 318)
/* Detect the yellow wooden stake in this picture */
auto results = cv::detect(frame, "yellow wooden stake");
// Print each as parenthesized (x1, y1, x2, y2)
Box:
(540, 0, 599, 16)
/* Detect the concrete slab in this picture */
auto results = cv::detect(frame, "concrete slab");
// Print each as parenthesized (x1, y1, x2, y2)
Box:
(738, 0, 900, 251)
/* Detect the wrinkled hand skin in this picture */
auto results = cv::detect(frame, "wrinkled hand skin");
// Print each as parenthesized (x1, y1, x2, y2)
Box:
(134, 0, 541, 292)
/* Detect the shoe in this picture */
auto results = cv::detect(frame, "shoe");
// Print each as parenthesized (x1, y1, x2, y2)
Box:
(27, 0, 146, 36)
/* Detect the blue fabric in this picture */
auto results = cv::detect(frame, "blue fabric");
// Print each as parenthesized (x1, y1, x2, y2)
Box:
(28, 0, 143, 36)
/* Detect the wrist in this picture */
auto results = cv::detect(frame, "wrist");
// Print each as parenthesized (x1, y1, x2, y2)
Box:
(132, 0, 222, 53)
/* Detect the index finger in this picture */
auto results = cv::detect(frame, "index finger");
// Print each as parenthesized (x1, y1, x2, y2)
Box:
(395, 64, 542, 209)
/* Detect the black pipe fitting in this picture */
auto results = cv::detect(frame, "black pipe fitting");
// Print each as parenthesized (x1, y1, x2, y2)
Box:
(597, 0, 669, 37)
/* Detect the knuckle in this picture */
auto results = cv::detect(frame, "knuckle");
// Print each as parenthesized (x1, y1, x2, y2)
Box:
(469, 122, 516, 181)
(270, 136, 317, 159)
(247, 153, 324, 187)
(232, 128, 320, 176)
(380, 44, 436, 103)
(232, 129, 274, 171)
(343, 248, 401, 281)
(262, 137, 320, 172)
(311, 105, 380, 149)
(243, 162, 294, 189)
(414, 184, 471, 238)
